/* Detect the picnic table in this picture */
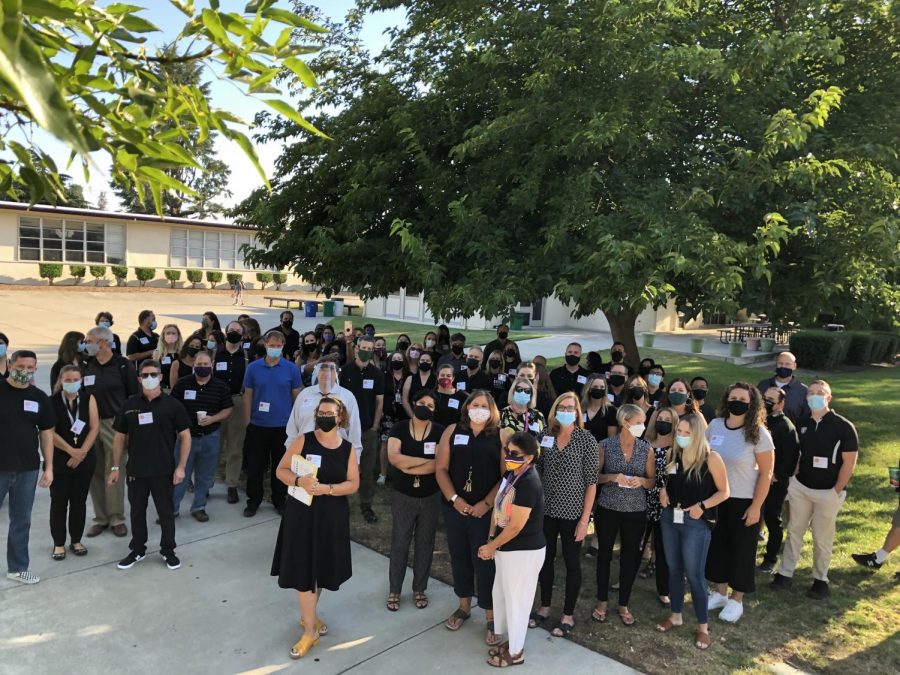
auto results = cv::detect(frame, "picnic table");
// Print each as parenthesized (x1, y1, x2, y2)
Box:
(263, 296, 360, 315)
(718, 322, 798, 345)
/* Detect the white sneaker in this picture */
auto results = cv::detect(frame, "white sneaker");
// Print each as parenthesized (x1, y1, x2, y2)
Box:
(707, 591, 728, 611)
(719, 599, 744, 623)
(376, 475, 386, 486)
(6, 571, 40, 585)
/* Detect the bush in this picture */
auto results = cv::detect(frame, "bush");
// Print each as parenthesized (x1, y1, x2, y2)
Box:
(226, 273, 243, 285)
(845, 333, 878, 366)
(111, 265, 128, 286)
(256, 271, 273, 289)
(789, 330, 853, 370)
(69, 265, 86, 284)
(206, 271, 223, 287)
(38, 263, 63, 285)
(872, 332, 899, 363)
(89, 264, 106, 286)
(164, 269, 182, 288)
(134, 267, 155, 287)
(186, 269, 203, 288)
(273, 272, 288, 290)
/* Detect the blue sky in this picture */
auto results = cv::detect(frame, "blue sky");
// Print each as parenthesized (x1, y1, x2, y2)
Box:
(23, 0, 405, 212)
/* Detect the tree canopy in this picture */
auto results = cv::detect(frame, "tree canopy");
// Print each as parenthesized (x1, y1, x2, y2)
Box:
(235, 0, 898, 360)
(0, 0, 327, 215)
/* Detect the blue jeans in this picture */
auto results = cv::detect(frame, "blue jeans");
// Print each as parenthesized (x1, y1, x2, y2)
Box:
(173, 431, 220, 514)
(660, 507, 712, 624)
(0, 470, 39, 573)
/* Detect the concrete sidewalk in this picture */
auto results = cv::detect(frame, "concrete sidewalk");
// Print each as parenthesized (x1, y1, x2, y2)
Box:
(0, 483, 637, 674)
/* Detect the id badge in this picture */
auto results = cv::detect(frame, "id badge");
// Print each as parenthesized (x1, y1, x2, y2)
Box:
(673, 507, 685, 525)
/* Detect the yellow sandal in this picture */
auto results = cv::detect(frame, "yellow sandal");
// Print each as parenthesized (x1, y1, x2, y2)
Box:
(290, 632, 319, 660)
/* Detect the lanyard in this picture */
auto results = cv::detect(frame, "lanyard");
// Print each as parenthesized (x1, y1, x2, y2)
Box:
(497, 464, 531, 506)
(62, 393, 81, 427)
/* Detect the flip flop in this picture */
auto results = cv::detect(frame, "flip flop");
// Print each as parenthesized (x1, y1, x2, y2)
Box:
(528, 611, 549, 629)
(414, 592, 428, 609)
(486, 621, 502, 646)
(591, 608, 607, 623)
(445, 608, 471, 631)
(618, 609, 636, 626)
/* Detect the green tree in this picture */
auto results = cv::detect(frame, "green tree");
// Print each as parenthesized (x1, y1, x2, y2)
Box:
(0, 1, 327, 215)
(235, 1, 898, 362)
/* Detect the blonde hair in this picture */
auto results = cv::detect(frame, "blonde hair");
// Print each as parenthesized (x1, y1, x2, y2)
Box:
(154, 324, 183, 360)
(667, 414, 711, 481)
(507, 375, 537, 408)
(485, 349, 505, 373)
(547, 392, 584, 435)
(579, 373, 610, 414)
(616, 403, 645, 428)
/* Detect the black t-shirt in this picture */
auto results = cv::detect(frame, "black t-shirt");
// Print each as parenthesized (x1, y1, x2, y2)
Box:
(0, 381, 56, 471)
(487, 371, 512, 406)
(584, 405, 618, 442)
(383, 372, 408, 420)
(698, 402, 716, 424)
(109, 333, 122, 356)
(340, 362, 385, 430)
(549, 365, 590, 397)
(159, 352, 179, 389)
(113, 393, 191, 478)
(483, 339, 507, 365)
(795, 411, 859, 490)
(767, 413, 800, 481)
(126, 329, 159, 357)
(457, 369, 492, 395)
(170, 375, 233, 435)
(447, 426, 502, 504)
(214, 347, 247, 396)
(82, 354, 138, 419)
(496, 467, 545, 551)
(389, 420, 445, 497)
(434, 390, 467, 427)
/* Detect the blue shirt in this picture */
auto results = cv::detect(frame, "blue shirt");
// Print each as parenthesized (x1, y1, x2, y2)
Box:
(242, 357, 302, 427)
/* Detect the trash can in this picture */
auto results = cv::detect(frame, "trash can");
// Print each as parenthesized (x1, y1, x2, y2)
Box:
(509, 313, 524, 331)
(323, 300, 335, 317)
(729, 341, 744, 358)
(304, 300, 317, 318)
(690, 337, 705, 353)
(760, 337, 776, 352)
(641, 332, 656, 348)
(333, 298, 345, 316)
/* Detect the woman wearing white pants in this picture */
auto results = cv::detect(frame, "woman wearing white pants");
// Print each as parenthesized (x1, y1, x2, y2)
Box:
(478, 432, 546, 667)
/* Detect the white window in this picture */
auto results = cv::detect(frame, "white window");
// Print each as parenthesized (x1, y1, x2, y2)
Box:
(169, 228, 258, 269)
(17, 217, 125, 264)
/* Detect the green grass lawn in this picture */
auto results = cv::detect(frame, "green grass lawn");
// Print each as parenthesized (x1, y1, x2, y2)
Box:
(350, 348, 899, 674)
(326, 316, 546, 346)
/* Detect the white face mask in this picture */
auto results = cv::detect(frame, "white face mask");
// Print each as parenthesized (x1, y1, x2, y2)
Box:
(141, 376, 161, 391)
(629, 423, 646, 438)
(468, 408, 491, 424)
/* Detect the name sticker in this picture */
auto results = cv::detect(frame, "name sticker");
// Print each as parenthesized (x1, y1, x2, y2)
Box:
(577, 375, 587, 384)
(667, 465, 677, 475)
(607, 393, 615, 403)
(424, 442, 436, 456)
(540, 435, 555, 449)
(184, 390, 197, 401)
(497, 374, 507, 382)
(71, 419, 86, 435)
(528, 422, 541, 433)
(394, 392, 402, 404)
(710, 435, 724, 447)
(508, 369, 517, 377)
(161, 356, 172, 365)
(306, 454, 322, 468)
(258, 401, 270, 413)
(83, 375, 96, 386)
(23, 400, 39, 413)
(448, 398, 460, 409)
(363, 379, 374, 390)
(138, 412, 153, 425)
(457, 382, 467, 391)
(243, 342, 251, 350)
(302, 396, 317, 408)
(139, 337, 150, 345)
(460, 364, 467, 370)
(813, 456, 829, 469)
(454, 434, 469, 446)
(216, 362, 228, 371)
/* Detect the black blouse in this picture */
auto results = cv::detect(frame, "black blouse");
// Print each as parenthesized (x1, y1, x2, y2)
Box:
(51, 392, 94, 451)
(447, 426, 502, 504)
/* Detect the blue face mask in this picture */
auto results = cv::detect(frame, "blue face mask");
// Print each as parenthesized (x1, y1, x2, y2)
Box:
(512, 391, 531, 407)
(647, 374, 662, 387)
(99, 321, 111, 330)
(675, 434, 691, 449)
(150, 320, 158, 331)
(206, 340, 217, 351)
(266, 347, 283, 359)
(808, 394, 827, 411)
(0, 344, 7, 358)
(556, 411, 577, 427)
(62, 381, 82, 394)
(77, 341, 86, 353)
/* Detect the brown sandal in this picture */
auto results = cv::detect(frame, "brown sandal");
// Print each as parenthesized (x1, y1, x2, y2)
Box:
(487, 646, 524, 667)
(488, 640, 510, 658)
(695, 630, 711, 650)
(618, 608, 636, 626)
(386, 594, 400, 612)
(414, 592, 428, 609)
(656, 618, 680, 632)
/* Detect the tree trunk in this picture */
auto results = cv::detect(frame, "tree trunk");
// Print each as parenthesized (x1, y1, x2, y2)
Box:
(603, 309, 641, 370)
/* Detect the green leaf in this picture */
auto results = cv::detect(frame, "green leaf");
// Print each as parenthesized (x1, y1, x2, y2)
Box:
(283, 57, 317, 88)
(260, 8, 327, 33)
(264, 99, 328, 138)
(136, 166, 199, 197)
(224, 128, 270, 190)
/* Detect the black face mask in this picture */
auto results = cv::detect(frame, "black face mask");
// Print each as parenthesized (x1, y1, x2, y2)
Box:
(466, 357, 480, 370)
(451, 344, 464, 355)
(764, 401, 776, 415)
(608, 374, 626, 387)
(654, 420, 673, 436)
(390, 360, 405, 371)
(639, 366, 651, 377)
(727, 400, 751, 416)
(565, 354, 580, 367)
(498, 331, 508, 340)
(505, 349, 516, 359)
(418, 362, 433, 372)
(375, 348, 387, 358)
(226, 331, 243, 344)
(630, 387, 645, 400)
(413, 405, 434, 421)
(302, 342, 317, 354)
(316, 415, 337, 432)
(691, 387, 707, 401)
(282, 319, 293, 329)
(611, 351, 624, 363)
(590, 388, 607, 400)
(397, 341, 410, 351)
(489, 359, 502, 369)
(187, 347, 200, 357)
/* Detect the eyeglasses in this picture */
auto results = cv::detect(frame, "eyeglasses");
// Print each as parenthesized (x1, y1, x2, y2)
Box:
(557, 406, 577, 412)
(140, 372, 161, 379)
(505, 450, 524, 459)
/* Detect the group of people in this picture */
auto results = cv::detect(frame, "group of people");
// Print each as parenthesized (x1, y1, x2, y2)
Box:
(0, 314, 875, 667)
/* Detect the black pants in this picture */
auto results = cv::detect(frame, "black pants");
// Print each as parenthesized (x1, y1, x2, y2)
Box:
(442, 502, 495, 609)
(595, 506, 645, 606)
(128, 475, 176, 556)
(539, 516, 583, 615)
(389, 491, 440, 594)
(642, 520, 670, 597)
(706, 497, 759, 593)
(243, 424, 287, 510)
(762, 479, 789, 564)
(49, 452, 96, 547)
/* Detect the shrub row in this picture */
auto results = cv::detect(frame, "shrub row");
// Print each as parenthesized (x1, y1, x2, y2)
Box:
(35, 265, 288, 289)
(789, 330, 899, 369)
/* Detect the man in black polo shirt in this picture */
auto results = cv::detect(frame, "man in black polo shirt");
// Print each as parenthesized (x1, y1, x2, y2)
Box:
(758, 387, 801, 572)
(757, 351, 809, 424)
(606, 362, 629, 406)
(457, 346, 491, 394)
(267, 310, 300, 361)
(340, 336, 384, 523)
(550, 342, 590, 396)
(0, 350, 56, 585)
(82, 325, 138, 538)
(126, 309, 159, 363)
(110, 359, 191, 571)
(171, 351, 233, 521)
(482, 324, 510, 368)
(690, 376, 716, 423)
(437, 332, 468, 373)
(215, 320, 247, 504)
(772, 380, 858, 599)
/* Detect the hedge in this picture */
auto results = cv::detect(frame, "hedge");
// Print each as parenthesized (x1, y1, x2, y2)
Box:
(186, 269, 203, 288)
(38, 263, 63, 285)
(789, 330, 853, 370)
(164, 269, 182, 288)
(111, 265, 128, 286)
(69, 265, 86, 284)
(255, 271, 272, 289)
(89, 265, 106, 285)
(206, 271, 223, 286)
(226, 273, 243, 285)
(134, 267, 155, 287)
(273, 272, 287, 290)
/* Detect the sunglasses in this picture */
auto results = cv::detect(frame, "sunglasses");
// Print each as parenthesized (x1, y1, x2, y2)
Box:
(140, 372, 161, 379)
(514, 387, 532, 394)
(505, 450, 524, 459)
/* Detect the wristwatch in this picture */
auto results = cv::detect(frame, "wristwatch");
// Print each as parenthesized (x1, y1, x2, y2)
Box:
(699, 501, 706, 512)
(110, 466, 119, 472)
(451, 493, 458, 503)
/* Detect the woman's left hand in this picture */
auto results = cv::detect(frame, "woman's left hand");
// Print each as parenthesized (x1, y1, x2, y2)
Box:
(687, 503, 704, 520)
(575, 519, 589, 542)
(469, 501, 491, 518)
(477, 544, 495, 560)
(298, 475, 318, 492)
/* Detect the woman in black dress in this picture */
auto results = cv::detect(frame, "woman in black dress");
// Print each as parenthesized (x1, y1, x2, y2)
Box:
(272, 397, 360, 660)
(169, 331, 204, 390)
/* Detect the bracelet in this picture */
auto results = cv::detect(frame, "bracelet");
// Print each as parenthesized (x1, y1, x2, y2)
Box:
(329, 484, 334, 496)
(294, 476, 300, 488)
(110, 466, 119, 472)
(450, 493, 458, 503)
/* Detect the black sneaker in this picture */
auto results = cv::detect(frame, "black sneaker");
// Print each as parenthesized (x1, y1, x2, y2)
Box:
(851, 552, 883, 570)
(757, 560, 775, 573)
(227, 487, 239, 504)
(363, 509, 378, 524)
(770, 573, 792, 590)
(162, 553, 181, 570)
(243, 505, 258, 518)
(117, 551, 145, 570)
(806, 579, 829, 600)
